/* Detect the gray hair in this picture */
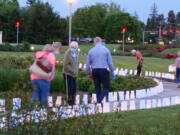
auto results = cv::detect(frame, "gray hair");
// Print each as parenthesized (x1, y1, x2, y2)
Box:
(53, 42, 62, 49)
(43, 44, 54, 52)
(94, 37, 102, 44)
(131, 49, 136, 54)
(70, 41, 78, 48)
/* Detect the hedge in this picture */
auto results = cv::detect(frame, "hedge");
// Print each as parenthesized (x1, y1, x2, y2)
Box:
(0, 42, 30, 52)
(0, 66, 157, 94)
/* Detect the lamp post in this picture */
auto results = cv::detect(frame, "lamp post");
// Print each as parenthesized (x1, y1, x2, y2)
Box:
(16, 21, 20, 45)
(121, 28, 126, 55)
(68, 0, 74, 46)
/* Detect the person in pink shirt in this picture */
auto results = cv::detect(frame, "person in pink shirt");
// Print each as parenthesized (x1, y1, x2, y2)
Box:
(175, 52, 180, 87)
(131, 49, 143, 76)
(30, 43, 61, 106)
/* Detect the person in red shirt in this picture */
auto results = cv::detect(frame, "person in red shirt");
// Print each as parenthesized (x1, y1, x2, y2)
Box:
(131, 49, 143, 76)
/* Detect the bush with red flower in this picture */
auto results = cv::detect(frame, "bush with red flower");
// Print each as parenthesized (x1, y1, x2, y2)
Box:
(164, 53, 176, 59)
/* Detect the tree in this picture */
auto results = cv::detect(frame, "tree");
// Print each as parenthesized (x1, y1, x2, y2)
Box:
(146, 3, 158, 31)
(168, 10, 176, 29)
(72, 4, 106, 38)
(157, 14, 166, 30)
(167, 10, 176, 40)
(22, 1, 67, 44)
(176, 12, 180, 24)
(134, 11, 139, 20)
(109, 2, 121, 13)
(103, 11, 142, 43)
(0, 0, 20, 42)
(26, 0, 36, 6)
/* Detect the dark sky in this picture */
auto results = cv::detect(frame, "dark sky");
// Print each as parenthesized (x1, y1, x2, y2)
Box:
(19, 0, 180, 23)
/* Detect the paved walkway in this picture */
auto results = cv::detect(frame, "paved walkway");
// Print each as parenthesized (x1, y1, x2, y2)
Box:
(139, 80, 180, 99)
(108, 80, 180, 111)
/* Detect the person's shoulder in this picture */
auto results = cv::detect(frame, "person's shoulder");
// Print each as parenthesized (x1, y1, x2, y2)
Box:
(35, 51, 45, 58)
(103, 46, 110, 53)
(137, 51, 142, 54)
(88, 47, 95, 54)
(48, 52, 55, 57)
(64, 49, 70, 54)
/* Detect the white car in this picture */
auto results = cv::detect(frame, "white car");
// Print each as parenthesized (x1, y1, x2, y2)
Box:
(80, 38, 93, 43)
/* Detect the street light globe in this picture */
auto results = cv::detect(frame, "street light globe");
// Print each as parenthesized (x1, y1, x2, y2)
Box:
(68, 0, 74, 4)
(30, 46, 35, 51)
(78, 48, 80, 52)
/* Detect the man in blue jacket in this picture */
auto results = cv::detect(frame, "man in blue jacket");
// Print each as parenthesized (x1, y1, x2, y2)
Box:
(86, 37, 115, 103)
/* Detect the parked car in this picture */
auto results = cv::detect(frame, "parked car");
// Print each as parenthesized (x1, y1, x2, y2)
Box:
(79, 38, 93, 43)
(61, 40, 69, 45)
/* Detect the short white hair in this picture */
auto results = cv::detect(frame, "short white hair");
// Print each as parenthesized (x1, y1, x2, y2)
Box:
(94, 37, 102, 44)
(131, 49, 136, 54)
(70, 41, 78, 48)
(53, 42, 62, 49)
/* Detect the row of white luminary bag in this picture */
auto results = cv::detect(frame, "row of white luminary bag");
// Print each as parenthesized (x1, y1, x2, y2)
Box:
(78, 63, 175, 80)
(0, 82, 163, 115)
(0, 84, 163, 116)
(0, 79, 163, 112)
(1, 96, 180, 129)
(1, 96, 180, 127)
(145, 71, 175, 80)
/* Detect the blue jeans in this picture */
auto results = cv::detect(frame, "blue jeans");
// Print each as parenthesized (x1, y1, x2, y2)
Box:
(31, 79, 50, 106)
(176, 68, 180, 83)
(92, 69, 110, 103)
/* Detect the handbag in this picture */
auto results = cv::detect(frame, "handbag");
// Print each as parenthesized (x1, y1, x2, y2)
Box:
(29, 52, 53, 79)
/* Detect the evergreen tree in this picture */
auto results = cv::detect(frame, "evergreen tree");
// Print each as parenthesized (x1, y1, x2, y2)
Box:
(146, 3, 158, 31)
(23, 1, 67, 44)
(26, 0, 36, 6)
(176, 12, 180, 24)
(0, 0, 20, 42)
(167, 10, 176, 40)
(134, 11, 139, 20)
(168, 10, 176, 29)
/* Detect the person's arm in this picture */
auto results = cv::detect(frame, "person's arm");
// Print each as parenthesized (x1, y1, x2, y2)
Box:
(86, 52, 91, 74)
(107, 50, 114, 73)
(136, 55, 140, 65)
(176, 59, 178, 67)
(49, 66, 55, 80)
(48, 53, 56, 80)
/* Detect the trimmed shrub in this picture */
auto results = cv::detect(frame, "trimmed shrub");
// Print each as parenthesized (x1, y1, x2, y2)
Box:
(0, 42, 31, 52)
(164, 53, 176, 59)
(0, 66, 157, 94)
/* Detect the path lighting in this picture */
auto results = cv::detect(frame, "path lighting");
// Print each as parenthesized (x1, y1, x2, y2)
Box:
(30, 46, 35, 51)
(78, 48, 80, 52)
(121, 28, 126, 55)
(113, 48, 116, 53)
(15, 21, 20, 45)
(68, 0, 74, 46)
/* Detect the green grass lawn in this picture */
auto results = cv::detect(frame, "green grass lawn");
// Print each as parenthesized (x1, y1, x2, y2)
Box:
(32, 43, 121, 54)
(161, 48, 180, 55)
(96, 105, 180, 134)
(0, 52, 175, 73)
(105, 105, 180, 127)
(0, 44, 179, 134)
(0, 43, 176, 73)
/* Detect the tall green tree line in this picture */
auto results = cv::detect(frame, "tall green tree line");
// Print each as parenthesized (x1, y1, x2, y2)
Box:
(0, 0, 68, 44)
